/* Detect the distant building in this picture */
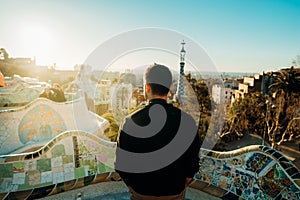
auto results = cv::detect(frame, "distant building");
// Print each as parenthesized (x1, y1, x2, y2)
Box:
(212, 84, 234, 104)
(94, 80, 113, 116)
(111, 83, 132, 124)
(93, 71, 120, 82)
(112, 83, 132, 110)
(95, 80, 112, 104)
(223, 79, 238, 89)
(52, 70, 77, 83)
(234, 74, 263, 100)
(235, 83, 248, 99)
(243, 74, 263, 92)
(9, 57, 36, 66)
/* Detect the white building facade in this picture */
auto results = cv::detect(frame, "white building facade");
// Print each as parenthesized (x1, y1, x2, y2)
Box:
(212, 84, 235, 104)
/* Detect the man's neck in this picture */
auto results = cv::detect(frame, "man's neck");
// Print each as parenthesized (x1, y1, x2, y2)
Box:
(148, 95, 167, 101)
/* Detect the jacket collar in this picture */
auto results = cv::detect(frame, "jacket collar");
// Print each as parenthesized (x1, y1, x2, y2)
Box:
(149, 98, 167, 105)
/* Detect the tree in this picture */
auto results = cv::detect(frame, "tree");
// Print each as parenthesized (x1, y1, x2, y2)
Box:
(262, 67, 300, 148)
(221, 92, 265, 142)
(0, 48, 9, 61)
(184, 75, 226, 150)
(219, 67, 300, 149)
(262, 92, 300, 148)
(269, 67, 300, 95)
(101, 112, 119, 142)
(277, 117, 300, 146)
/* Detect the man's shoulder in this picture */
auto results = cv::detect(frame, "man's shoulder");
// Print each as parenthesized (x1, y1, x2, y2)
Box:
(128, 104, 149, 119)
(126, 102, 193, 120)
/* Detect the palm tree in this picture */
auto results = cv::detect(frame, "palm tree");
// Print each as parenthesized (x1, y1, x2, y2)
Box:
(265, 67, 300, 148)
(269, 66, 300, 96)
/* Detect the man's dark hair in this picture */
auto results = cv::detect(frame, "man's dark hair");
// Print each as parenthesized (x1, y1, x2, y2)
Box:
(144, 64, 172, 96)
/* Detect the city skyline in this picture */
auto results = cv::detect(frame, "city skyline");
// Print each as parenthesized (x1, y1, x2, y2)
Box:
(0, 0, 300, 73)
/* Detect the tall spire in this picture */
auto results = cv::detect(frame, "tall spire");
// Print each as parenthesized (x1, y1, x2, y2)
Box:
(176, 40, 186, 103)
(180, 40, 186, 62)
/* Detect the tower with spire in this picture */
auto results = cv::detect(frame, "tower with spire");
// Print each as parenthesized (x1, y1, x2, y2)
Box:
(176, 40, 186, 103)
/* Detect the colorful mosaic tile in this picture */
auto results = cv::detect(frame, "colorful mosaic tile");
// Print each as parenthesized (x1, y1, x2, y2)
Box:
(0, 164, 13, 178)
(52, 144, 66, 157)
(40, 171, 52, 184)
(0, 87, 40, 106)
(28, 170, 40, 186)
(18, 104, 67, 144)
(53, 172, 64, 184)
(197, 146, 300, 199)
(37, 158, 51, 172)
(0, 98, 113, 198)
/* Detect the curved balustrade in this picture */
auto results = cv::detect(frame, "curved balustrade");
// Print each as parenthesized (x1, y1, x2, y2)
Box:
(193, 145, 300, 199)
(0, 75, 24, 94)
(0, 75, 49, 107)
(1, 97, 299, 199)
(0, 130, 116, 199)
(0, 87, 41, 107)
(0, 97, 109, 154)
(0, 139, 299, 199)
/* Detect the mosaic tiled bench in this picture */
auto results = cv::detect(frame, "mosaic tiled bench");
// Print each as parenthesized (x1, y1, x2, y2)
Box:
(0, 87, 41, 107)
(0, 130, 116, 199)
(0, 75, 24, 94)
(193, 145, 300, 199)
(0, 97, 109, 154)
(0, 75, 50, 107)
(1, 98, 299, 199)
(0, 97, 114, 199)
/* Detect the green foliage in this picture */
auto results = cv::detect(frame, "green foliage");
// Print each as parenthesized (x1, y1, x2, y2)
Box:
(224, 92, 266, 140)
(222, 67, 300, 149)
(269, 67, 300, 95)
(101, 112, 120, 142)
(184, 74, 226, 150)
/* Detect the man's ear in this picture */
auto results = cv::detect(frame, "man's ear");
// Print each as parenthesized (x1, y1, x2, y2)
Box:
(145, 83, 151, 93)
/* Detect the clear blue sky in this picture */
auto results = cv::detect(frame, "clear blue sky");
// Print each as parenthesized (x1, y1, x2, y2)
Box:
(1, 0, 300, 72)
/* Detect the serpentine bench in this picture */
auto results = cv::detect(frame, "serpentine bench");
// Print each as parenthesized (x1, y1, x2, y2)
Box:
(0, 98, 299, 199)
(0, 75, 49, 107)
(193, 145, 300, 199)
(0, 87, 42, 107)
(0, 130, 116, 199)
(0, 97, 109, 154)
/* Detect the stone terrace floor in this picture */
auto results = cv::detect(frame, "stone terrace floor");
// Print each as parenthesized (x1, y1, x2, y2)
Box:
(39, 181, 221, 200)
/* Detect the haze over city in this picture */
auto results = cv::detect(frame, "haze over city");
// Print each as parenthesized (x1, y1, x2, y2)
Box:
(1, 0, 300, 73)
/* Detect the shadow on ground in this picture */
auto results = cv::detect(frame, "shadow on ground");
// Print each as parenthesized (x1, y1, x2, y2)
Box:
(40, 181, 220, 200)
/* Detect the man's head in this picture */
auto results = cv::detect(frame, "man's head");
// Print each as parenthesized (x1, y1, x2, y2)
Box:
(144, 63, 172, 99)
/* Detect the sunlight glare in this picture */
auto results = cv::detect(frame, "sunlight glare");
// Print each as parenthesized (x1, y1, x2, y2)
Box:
(21, 24, 56, 65)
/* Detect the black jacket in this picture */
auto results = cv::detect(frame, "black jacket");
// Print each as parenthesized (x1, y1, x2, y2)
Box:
(115, 99, 200, 196)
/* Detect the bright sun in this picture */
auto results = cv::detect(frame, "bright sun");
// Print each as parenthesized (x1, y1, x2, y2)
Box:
(21, 24, 56, 65)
